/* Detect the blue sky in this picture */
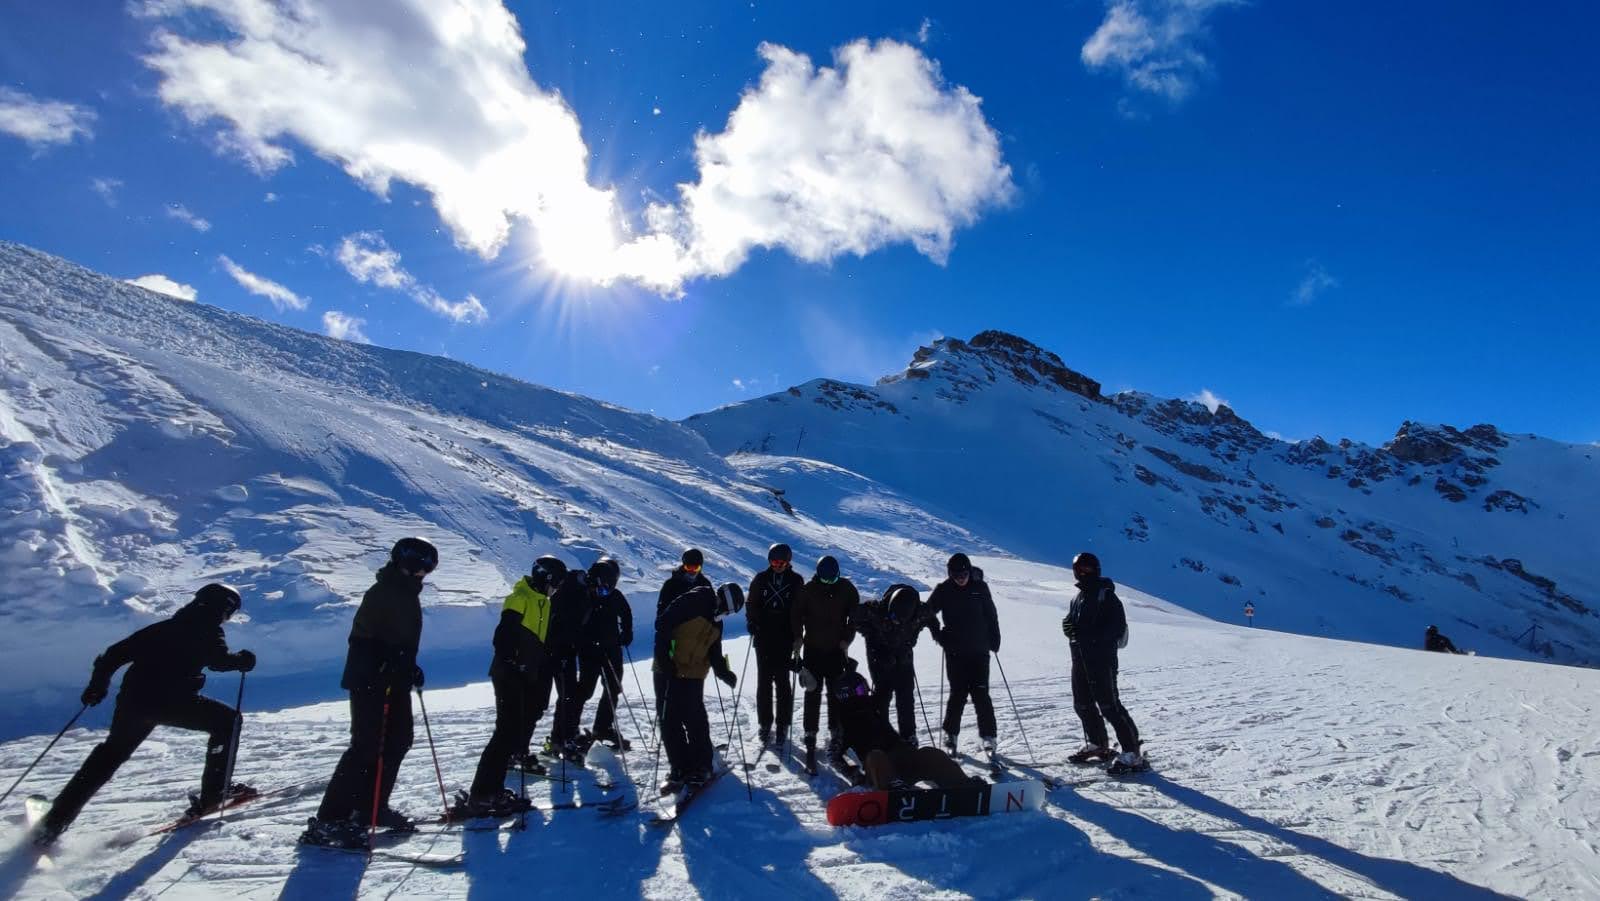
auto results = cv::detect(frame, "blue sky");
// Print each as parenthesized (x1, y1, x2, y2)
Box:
(1, 0, 1595, 445)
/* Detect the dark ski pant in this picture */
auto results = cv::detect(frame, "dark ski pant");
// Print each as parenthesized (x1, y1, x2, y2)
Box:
(801, 648, 847, 743)
(519, 657, 557, 755)
(1070, 646, 1140, 752)
(46, 693, 239, 834)
(469, 672, 541, 798)
(661, 677, 712, 777)
(754, 649, 794, 732)
(316, 685, 413, 824)
(943, 652, 997, 739)
(864, 744, 970, 790)
(868, 657, 917, 743)
(576, 648, 624, 739)
(548, 653, 582, 746)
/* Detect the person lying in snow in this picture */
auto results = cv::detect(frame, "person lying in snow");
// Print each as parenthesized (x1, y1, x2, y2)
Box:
(833, 661, 981, 791)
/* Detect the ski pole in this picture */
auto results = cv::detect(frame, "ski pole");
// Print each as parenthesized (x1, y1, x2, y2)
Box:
(414, 687, 450, 818)
(602, 654, 645, 778)
(992, 652, 1037, 766)
(0, 704, 86, 808)
(649, 674, 669, 795)
(217, 672, 246, 824)
(367, 685, 392, 852)
(938, 649, 946, 740)
(624, 647, 658, 753)
(911, 667, 938, 750)
(713, 673, 753, 803)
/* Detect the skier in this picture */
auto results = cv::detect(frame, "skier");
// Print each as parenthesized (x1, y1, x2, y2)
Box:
(574, 557, 634, 749)
(856, 584, 932, 744)
(926, 553, 1001, 759)
(32, 584, 256, 845)
(460, 554, 566, 817)
(1060, 552, 1146, 774)
(655, 549, 712, 722)
(303, 537, 435, 848)
(1424, 625, 1465, 655)
(746, 542, 804, 748)
(834, 664, 977, 791)
(791, 555, 860, 771)
(653, 583, 738, 790)
(546, 558, 614, 761)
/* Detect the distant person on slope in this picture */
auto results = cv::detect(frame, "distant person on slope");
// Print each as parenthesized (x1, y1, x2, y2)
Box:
(747, 543, 805, 748)
(33, 584, 256, 846)
(303, 538, 435, 848)
(653, 583, 739, 790)
(546, 558, 612, 761)
(835, 665, 979, 791)
(927, 553, 1001, 758)
(1061, 552, 1146, 774)
(573, 557, 634, 749)
(856, 584, 934, 744)
(791, 555, 860, 771)
(460, 554, 566, 817)
(1424, 625, 1465, 655)
(655, 549, 713, 722)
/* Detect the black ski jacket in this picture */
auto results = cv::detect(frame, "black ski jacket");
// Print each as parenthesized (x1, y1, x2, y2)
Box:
(1064, 576, 1126, 651)
(746, 567, 805, 658)
(1424, 632, 1463, 654)
(545, 571, 591, 658)
(927, 574, 1000, 656)
(792, 577, 860, 654)
(856, 597, 931, 671)
(341, 564, 424, 691)
(89, 601, 251, 708)
(580, 585, 634, 651)
(657, 568, 712, 616)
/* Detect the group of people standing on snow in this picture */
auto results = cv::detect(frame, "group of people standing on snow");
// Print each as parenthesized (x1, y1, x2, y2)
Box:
(26, 537, 1150, 849)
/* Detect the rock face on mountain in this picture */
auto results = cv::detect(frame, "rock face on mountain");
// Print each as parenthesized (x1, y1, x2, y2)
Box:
(687, 331, 1600, 666)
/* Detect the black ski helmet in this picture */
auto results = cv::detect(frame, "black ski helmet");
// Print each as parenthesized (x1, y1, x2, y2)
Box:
(1072, 552, 1101, 577)
(833, 668, 871, 702)
(716, 582, 745, 620)
(588, 556, 621, 589)
(815, 555, 840, 583)
(529, 555, 567, 593)
(947, 553, 972, 577)
(681, 548, 704, 568)
(1426, 624, 1438, 634)
(391, 537, 439, 573)
(193, 582, 241, 618)
(767, 543, 793, 564)
(885, 584, 919, 623)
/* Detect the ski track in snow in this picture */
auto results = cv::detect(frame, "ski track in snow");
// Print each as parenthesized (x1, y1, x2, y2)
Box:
(2, 558, 1594, 899)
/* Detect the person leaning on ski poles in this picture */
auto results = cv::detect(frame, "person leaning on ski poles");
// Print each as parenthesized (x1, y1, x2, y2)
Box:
(33, 583, 256, 846)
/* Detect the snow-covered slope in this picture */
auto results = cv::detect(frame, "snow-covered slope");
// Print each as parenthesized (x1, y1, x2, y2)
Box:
(0, 241, 976, 738)
(686, 331, 1600, 664)
(2, 556, 1594, 899)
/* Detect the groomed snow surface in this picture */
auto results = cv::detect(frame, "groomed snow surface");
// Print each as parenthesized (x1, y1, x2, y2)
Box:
(3, 558, 1594, 900)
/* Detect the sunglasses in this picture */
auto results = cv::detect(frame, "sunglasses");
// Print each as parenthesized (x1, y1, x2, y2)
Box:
(683, 563, 702, 573)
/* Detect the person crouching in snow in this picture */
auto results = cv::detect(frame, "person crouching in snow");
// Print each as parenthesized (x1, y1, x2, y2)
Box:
(834, 662, 978, 791)
(653, 583, 740, 791)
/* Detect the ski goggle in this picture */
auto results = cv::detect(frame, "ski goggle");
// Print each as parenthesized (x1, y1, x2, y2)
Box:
(396, 550, 437, 573)
(683, 563, 702, 574)
(837, 680, 870, 700)
(769, 559, 789, 569)
(819, 575, 838, 585)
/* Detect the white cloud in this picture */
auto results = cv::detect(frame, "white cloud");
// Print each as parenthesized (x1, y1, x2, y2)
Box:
(0, 87, 95, 147)
(1291, 260, 1337, 306)
(166, 202, 212, 232)
(263, 191, 278, 203)
(732, 379, 748, 391)
(217, 255, 306, 311)
(1081, 0, 1236, 105)
(125, 273, 197, 301)
(91, 177, 123, 206)
(322, 310, 370, 343)
(917, 18, 933, 44)
(335, 231, 488, 324)
(137, 2, 1011, 295)
(1189, 387, 1229, 412)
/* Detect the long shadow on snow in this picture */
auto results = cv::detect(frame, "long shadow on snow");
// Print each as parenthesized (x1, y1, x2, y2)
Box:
(1139, 775, 1517, 899)
(277, 843, 367, 901)
(842, 796, 1212, 900)
(456, 806, 670, 899)
(678, 780, 836, 900)
(80, 824, 207, 901)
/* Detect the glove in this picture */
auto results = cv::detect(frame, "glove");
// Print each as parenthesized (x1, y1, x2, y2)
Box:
(798, 667, 819, 692)
(1061, 616, 1076, 641)
(718, 670, 736, 689)
(621, 631, 633, 647)
(235, 650, 257, 673)
(991, 637, 1001, 654)
(81, 683, 108, 707)
(837, 639, 850, 651)
(791, 638, 804, 657)
(412, 665, 426, 689)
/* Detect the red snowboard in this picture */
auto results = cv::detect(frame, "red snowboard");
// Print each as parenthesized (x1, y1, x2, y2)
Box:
(826, 779, 1046, 827)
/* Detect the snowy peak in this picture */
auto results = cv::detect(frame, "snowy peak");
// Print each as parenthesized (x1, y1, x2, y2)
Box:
(879, 329, 1102, 402)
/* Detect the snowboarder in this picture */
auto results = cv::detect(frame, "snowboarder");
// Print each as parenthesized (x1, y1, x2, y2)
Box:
(303, 537, 435, 848)
(574, 557, 634, 749)
(1424, 625, 1466, 655)
(746, 543, 804, 747)
(856, 584, 932, 744)
(461, 554, 566, 817)
(655, 549, 712, 722)
(834, 664, 976, 791)
(546, 558, 611, 761)
(1060, 552, 1145, 774)
(927, 553, 1001, 758)
(32, 583, 256, 845)
(791, 555, 860, 770)
(653, 583, 738, 789)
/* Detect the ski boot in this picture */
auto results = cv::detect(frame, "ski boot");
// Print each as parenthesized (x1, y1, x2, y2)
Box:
(685, 768, 712, 790)
(1106, 750, 1150, 776)
(802, 733, 818, 775)
(186, 782, 258, 818)
(452, 788, 527, 820)
(1068, 743, 1116, 765)
(774, 726, 789, 750)
(594, 730, 632, 752)
(826, 733, 847, 766)
(30, 816, 65, 849)
(758, 726, 772, 747)
(659, 769, 686, 796)
(512, 751, 549, 775)
(299, 815, 367, 849)
(980, 736, 1001, 774)
(942, 731, 959, 755)
(376, 805, 417, 833)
